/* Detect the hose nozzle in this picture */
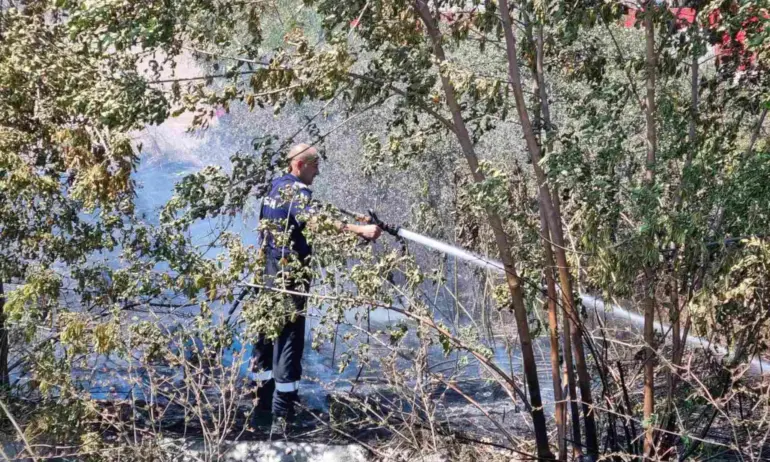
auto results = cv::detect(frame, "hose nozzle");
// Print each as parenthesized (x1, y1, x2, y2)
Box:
(367, 209, 400, 237)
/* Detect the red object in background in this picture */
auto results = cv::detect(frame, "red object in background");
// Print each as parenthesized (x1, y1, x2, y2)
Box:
(623, 7, 696, 29)
(623, 6, 766, 70)
(673, 7, 697, 26)
(708, 8, 768, 68)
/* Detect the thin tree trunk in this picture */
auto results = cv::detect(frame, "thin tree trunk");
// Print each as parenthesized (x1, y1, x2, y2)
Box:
(660, 44, 701, 456)
(618, 361, 640, 455)
(562, 297, 583, 457)
(670, 276, 682, 375)
(497, 0, 598, 456)
(531, 38, 565, 459)
(541, 209, 566, 461)
(552, 190, 582, 458)
(413, 2, 554, 458)
(671, 285, 681, 370)
(532, 23, 565, 460)
(535, 25, 552, 133)
(688, 54, 698, 153)
(0, 281, 8, 387)
(643, 1, 658, 458)
(746, 108, 767, 159)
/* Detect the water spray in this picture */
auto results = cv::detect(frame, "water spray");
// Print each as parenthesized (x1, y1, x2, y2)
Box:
(335, 208, 770, 375)
(339, 207, 506, 273)
(231, 205, 770, 375)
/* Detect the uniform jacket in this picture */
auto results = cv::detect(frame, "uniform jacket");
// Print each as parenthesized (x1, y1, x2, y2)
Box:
(259, 173, 314, 262)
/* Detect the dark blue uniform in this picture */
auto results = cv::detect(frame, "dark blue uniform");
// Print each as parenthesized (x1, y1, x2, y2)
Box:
(251, 173, 314, 418)
(259, 173, 314, 262)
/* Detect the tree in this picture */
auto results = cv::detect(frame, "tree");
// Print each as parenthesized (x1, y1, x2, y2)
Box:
(547, 1, 770, 459)
(495, 0, 601, 456)
(0, 1, 169, 389)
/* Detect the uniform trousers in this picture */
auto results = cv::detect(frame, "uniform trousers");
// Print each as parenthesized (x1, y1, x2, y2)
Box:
(251, 255, 308, 418)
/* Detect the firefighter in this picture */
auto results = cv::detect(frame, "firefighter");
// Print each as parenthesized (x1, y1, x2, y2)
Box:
(251, 143, 382, 436)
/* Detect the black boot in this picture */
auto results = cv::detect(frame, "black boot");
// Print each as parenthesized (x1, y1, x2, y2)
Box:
(256, 379, 275, 411)
(269, 416, 290, 441)
(246, 380, 275, 431)
(249, 409, 273, 430)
